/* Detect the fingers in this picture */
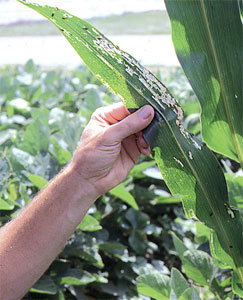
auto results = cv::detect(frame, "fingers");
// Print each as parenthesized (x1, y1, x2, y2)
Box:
(136, 132, 151, 156)
(121, 135, 141, 165)
(91, 102, 130, 125)
(108, 105, 154, 142)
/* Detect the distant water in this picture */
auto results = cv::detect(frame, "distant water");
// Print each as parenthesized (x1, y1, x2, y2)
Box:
(0, 35, 179, 67)
(0, 0, 166, 25)
(0, 0, 179, 67)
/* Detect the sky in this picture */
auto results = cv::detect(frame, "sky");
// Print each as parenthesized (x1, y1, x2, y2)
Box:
(0, 0, 166, 25)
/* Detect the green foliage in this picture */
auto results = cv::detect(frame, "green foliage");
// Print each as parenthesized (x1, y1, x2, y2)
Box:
(173, 232, 216, 287)
(1, 60, 241, 299)
(30, 276, 57, 295)
(165, 0, 243, 166)
(0, 61, 178, 299)
(136, 272, 171, 300)
(171, 268, 189, 299)
(18, 3, 243, 289)
(165, 0, 243, 287)
(2, 0, 242, 298)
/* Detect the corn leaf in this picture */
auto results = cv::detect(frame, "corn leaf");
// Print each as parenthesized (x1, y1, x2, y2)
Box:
(18, 1, 243, 283)
(165, 0, 243, 166)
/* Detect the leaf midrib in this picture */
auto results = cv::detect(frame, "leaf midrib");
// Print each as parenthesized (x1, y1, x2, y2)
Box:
(60, 13, 234, 259)
(23, 1, 242, 275)
(55, 9, 235, 256)
(199, 0, 243, 166)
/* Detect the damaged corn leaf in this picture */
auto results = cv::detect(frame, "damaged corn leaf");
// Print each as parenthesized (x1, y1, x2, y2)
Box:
(18, 1, 243, 283)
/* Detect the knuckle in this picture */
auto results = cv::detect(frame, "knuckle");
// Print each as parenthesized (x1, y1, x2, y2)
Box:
(91, 107, 104, 120)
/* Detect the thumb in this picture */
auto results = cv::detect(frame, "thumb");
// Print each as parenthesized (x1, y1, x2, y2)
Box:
(109, 105, 154, 141)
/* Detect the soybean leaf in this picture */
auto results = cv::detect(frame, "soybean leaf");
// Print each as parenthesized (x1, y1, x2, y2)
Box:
(29, 275, 57, 295)
(63, 233, 104, 268)
(56, 269, 95, 286)
(182, 250, 215, 286)
(155, 194, 181, 204)
(99, 242, 131, 262)
(51, 137, 72, 166)
(178, 288, 191, 300)
(18, 1, 243, 281)
(225, 173, 243, 211)
(28, 174, 48, 189)
(125, 208, 149, 229)
(171, 268, 189, 299)
(165, 0, 243, 166)
(195, 221, 211, 245)
(136, 272, 171, 300)
(21, 119, 50, 156)
(8, 98, 30, 115)
(129, 160, 156, 177)
(172, 233, 216, 287)
(99, 243, 126, 252)
(77, 214, 102, 232)
(0, 155, 11, 193)
(0, 199, 14, 210)
(176, 286, 202, 300)
(129, 230, 147, 255)
(84, 87, 103, 112)
(191, 287, 202, 300)
(0, 129, 17, 146)
(11, 148, 34, 171)
(171, 232, 188, 258)
(109, 184, 138, 210)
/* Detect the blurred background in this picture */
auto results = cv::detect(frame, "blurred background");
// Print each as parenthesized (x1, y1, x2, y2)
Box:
(0, 0, 179, 68)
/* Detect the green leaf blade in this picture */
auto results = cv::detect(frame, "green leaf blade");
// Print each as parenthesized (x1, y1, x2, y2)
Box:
(225, 173, 243, 211)
(232, 271, 243, 297)
(22, 119, 50, 156)
(56, 269, 95, 286)
(109, 184, 138, 210)
(77, 214, 102, 232)
(171, 268, 189, 299)
(136, 272, 171, 300)
(30, 275, 57, 295)
(28, 174, 48, 189)
(182, 250, 215, 287)
(18, 0, 243, 282)
(165, 0, 243, 165)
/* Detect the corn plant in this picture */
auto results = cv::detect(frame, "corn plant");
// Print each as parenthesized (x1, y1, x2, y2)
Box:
(17, 0, 243, 298)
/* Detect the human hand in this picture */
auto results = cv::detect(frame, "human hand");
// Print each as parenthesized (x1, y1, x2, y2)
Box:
(70, 102, 154, 198)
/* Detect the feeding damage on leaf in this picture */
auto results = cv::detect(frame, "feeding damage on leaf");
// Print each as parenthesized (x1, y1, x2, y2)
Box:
(17, 0, 202, 153)
(92, 32, 204, 152)
(89, 26, 203, 152)
(17, 0, 243, 280)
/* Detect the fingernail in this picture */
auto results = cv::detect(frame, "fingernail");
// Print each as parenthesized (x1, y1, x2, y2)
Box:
(139, 106, 151, 120)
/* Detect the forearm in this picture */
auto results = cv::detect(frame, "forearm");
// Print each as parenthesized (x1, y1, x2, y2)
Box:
(0, 163, 97, 300)
(0, 103, 154, 300)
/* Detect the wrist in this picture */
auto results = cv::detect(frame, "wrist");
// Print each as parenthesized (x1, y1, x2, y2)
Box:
(64, 161, 101, 203)
(50, 162, 100, 226)
(68, 154, 107, 196)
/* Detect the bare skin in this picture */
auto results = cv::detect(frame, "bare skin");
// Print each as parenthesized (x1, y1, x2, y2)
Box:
(0, 103, 154, 300)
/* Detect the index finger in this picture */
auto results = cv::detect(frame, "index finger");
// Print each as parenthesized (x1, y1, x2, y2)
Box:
(92, 102, 131, 125)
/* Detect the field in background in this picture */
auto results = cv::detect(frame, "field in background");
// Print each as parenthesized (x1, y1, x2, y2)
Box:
(0, 11, 170, 37)
(0, 1, 177, 67)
